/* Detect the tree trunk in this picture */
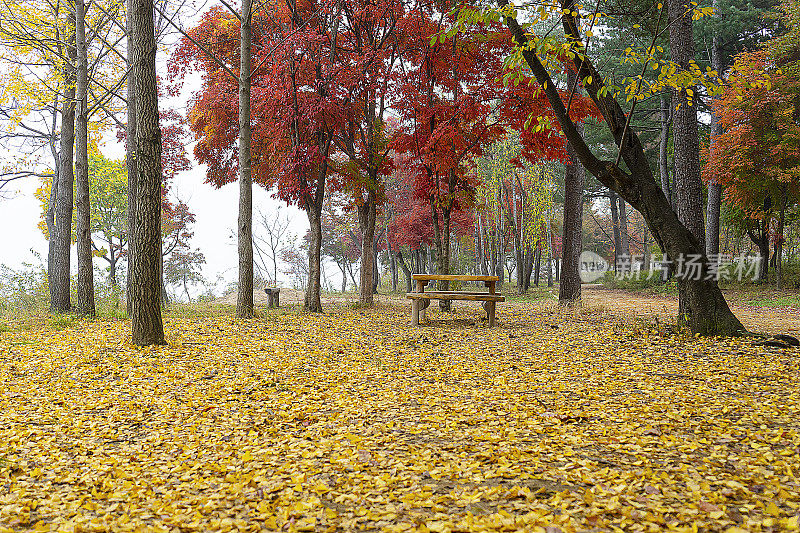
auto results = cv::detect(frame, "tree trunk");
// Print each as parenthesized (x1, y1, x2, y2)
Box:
(668, 0, 706, 317)
(748, 222, 770, 282)
(305, 205, 324, 312)
(125, 0, 138, 317)
(75, 0, 95, 316)
(560, 67, 584, 304)
(705, 0, 723, 257)
(389, 245, 397, 292)
(130, 0, 165, 345)
(776, 186, 787, 290)
(610, 192, 621, 271)
(397, 250, 412, 292)
(372, 242, 379, 294)
(47, 95, 61, 311)
(501, 1, 745, 335)
(524, 245, 534, 291)
(358, 191, 377, 306)
(659, 94, 672, 206)
(52, 7, 76, 313)
(618, 199, 630, 258)
(236, 0, 254, 318)
(534, 245, 541, 286)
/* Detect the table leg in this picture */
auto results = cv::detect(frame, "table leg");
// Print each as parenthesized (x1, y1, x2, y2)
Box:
(412, 300, 420, 326)
(487, 301, 496, 328)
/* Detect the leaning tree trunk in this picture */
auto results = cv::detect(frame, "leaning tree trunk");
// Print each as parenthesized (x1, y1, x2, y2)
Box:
(125, 0, 138, 316)
(500, 0, 744, 335)
(52, 7, 77, 313)
(75, 0, 95, 316)
(560, 68, 584, 304)
(236, 0, 254, 319)
(130, 0, 165, 345)
(358, 191, 377, 306)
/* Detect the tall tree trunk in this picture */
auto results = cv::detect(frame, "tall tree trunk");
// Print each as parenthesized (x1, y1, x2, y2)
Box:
(501, 1, 744, 335)
(524, 245, 534, 291)
(47, 95, 61, 310)
(619, 198, 630, 258)
(358, 191, 377, 306)
(389, 249, 397, 292)
(52, 8, 76, 313)
(236, 0, 254, 318)
(668, 0, 706, 318)
(776, 186, 787, 290)
(130, 0, 165, 345)
(610, 192, 622, 271)
(125, 0, 138, 316)
(75, 0, 94, 316)
(534, 245, 541, 286)
(397, 250, 412, 292)
(560, 68, 584, 304)
(305, 204, 324, 312)
(659, 94, 672, 206)
(705, 0, 723, 257)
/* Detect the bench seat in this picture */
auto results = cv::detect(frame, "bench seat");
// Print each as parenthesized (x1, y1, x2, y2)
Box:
(405, 291, 505, 302)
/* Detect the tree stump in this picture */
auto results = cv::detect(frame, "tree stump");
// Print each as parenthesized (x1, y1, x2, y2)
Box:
(264, 287, 280, 309)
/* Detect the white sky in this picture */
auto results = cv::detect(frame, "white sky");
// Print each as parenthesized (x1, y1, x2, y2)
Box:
(0, 139, 312, 299)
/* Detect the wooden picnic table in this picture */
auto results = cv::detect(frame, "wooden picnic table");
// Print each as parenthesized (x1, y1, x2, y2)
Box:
(406, 274, 504, 327)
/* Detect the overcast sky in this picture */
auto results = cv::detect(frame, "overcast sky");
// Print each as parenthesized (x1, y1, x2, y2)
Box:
(0, 141, 312, 298)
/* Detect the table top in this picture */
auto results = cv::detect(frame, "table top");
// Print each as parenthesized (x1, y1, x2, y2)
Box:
(411, 274, 499, 282)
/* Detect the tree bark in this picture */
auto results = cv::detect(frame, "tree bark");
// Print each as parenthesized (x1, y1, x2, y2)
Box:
(705, 0, 723, 256)
(52, 7, 76, 313)
(618, 199, 630, 258)
(130, 0, 165, 345)
(305, 205, 324, 312)
(75, 0, 95, 316)
(610, 192, 621, 271)
(560, 68, 584, 304)
(397, 250, 412, 292)
(236, 0, 254, 318)
(358, 191, 377, 306)
(47, 94, 61, 311)
(659, 94, 672, 206)
(500, 0, 745, 335)
(776, 186, 787, 290)
(125, 0, 138, 316)
(667, 0, 706, 255)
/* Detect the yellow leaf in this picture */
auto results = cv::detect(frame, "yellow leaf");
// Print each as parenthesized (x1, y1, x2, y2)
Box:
(766, 502, 780, 517)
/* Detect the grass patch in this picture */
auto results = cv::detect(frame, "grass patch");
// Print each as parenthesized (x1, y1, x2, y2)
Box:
(601, 271, 678, 294)
(48, 314, 79, 331)
(0, 322, 10, 334)
(746, 295, 800, 308)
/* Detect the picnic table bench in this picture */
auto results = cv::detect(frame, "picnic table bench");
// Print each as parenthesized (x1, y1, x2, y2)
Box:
(406, 274, 505, 327)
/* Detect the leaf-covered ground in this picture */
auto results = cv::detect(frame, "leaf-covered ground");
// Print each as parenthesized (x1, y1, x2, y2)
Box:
(1, 300, 799, 532)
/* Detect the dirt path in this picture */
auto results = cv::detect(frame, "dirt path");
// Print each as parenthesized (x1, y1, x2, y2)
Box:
(219, 285, 798, 334)
(581, 286, 799, 334)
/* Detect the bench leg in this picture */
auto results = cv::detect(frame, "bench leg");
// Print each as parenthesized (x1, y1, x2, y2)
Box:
(487, 301, 496, 328)
(412, 300, 420, 326)
(420, 299, 430, 323)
